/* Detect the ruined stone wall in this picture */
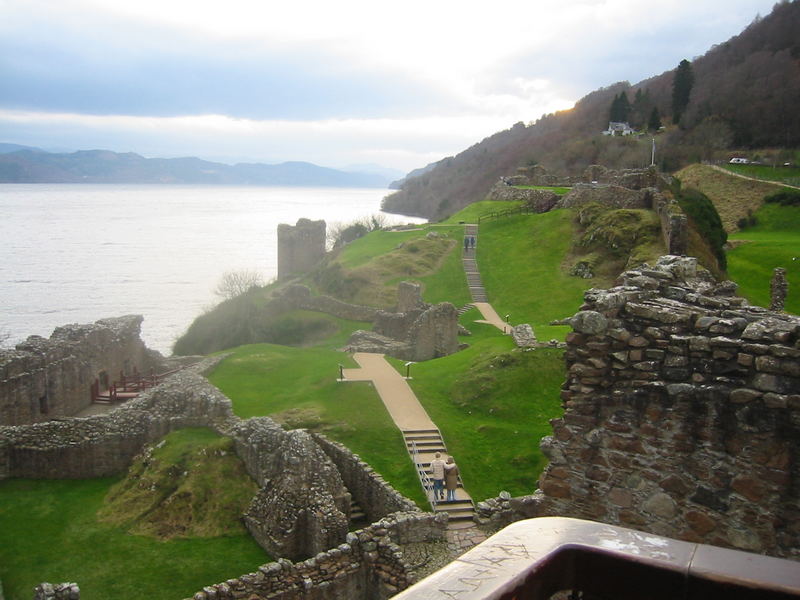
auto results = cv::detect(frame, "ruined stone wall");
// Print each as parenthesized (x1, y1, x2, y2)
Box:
(277, 219, 326, 280)
(396, 281, 426, 313)
(486, 256, 799, 560)
(486, 183, 559, 213)
(232, 418, 351, 561)
(312, 434, 419, 522)
(0, 315, 159, 426)
(188, 512, 447, 600)
(407, 303, 460, 360)
(0, 361, 235, 479)
(557, 184, 651, 211)
(650, 191, 689, 256)
(276, 284, 379, 322)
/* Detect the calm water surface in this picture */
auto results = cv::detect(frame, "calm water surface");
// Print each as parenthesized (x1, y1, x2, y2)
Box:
(0, 184, 422, 354)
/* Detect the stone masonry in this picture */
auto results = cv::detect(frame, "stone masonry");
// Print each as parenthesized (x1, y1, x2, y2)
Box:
(346, 282, 460, 362)
(0, 315, 161, 426)
(277, 218, 327, 280)
(477, 255, 800, 560)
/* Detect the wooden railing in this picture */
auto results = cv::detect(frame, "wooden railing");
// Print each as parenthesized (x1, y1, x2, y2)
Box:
(91, 366, 183, 404)
(477, 204, 535, 224)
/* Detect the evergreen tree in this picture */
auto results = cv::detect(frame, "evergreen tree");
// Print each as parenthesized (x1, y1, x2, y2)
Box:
(672, 59, 694, 125)
(648, 107, 662, 131)
(609, 92, 631, 123)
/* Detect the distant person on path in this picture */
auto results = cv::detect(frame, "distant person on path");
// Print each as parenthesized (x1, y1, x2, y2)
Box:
(431, 452, 446, 501)
(470, 236, 476, 249)
(444, 456, 459, 501)
(464, 236, 470, 252)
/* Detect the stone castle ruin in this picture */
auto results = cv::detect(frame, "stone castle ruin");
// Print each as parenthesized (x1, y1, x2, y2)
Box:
(277, 218, 326, 280)
(477, 255, 800, 561)
(1, 353, 446, 599)
(0, 315, 161, 426)
(489, 164, 689, 260)
(344, 281, 461, 362)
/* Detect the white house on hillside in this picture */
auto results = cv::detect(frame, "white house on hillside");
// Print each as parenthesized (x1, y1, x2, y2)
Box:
(602, 121, 635, 136)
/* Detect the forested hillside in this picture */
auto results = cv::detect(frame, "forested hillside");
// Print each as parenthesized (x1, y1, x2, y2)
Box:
(383, 0, 800, 220)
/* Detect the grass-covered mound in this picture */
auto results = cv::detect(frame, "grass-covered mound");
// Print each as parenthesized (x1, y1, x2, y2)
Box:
(0, 435, 267, 600)
(310, 225, 470, 308)
(728, 202, 800, 315)
(476, 209, 589, 341)
(98, 428, 258, 540)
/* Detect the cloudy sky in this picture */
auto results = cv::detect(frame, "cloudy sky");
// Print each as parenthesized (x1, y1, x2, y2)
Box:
(0, 0, 778, 174)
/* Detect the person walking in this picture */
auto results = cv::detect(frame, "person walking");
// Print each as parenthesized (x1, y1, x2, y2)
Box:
(444, 456, 459, 502)
(430, 452, 446, 501)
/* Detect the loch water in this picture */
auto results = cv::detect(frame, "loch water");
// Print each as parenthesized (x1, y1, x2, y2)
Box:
(0, 184, 423, 354)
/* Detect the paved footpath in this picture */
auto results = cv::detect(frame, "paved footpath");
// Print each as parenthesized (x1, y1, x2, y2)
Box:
(341, 352, 437, 431)
(341, 352, 476, 526)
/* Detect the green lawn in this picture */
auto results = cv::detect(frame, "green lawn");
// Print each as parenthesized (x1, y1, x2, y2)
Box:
(207, 343, 428, 507)
(727, 203, 800, 314)
(513, 186, 571, 195)
(388, 338, 566, 502)
(723, 163, 800, 185)
(476, 209, 589, 341)
(0, 477, 267, 600)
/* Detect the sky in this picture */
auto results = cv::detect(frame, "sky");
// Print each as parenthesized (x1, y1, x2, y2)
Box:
(0, 0, 780, 174)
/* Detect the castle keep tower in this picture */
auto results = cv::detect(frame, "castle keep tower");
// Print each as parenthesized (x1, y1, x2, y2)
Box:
(277, 219, 326, 280)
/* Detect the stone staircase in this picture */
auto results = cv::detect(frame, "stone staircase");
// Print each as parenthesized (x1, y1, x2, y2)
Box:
(349, 495, 367, 525)
(462, 224, 488, 303)
(403, 428, 475, 528)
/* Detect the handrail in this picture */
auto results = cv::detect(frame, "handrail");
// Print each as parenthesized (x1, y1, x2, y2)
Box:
(392, 517, 800, 600)
(410, 440, 437, 510)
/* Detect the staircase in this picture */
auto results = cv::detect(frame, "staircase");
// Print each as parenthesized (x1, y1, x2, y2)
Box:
(404, 428, 475, 528)
(462, 224, 488, 303)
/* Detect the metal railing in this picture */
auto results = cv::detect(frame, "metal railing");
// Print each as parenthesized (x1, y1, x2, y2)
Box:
(410, 440, 437, 510)
(392, 517, 800, 600)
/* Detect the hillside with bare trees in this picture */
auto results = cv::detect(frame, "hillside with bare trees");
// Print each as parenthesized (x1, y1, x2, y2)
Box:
(383, 0, 800, 220)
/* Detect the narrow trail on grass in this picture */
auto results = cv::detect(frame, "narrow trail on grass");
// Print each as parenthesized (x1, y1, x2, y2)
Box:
(341, 352, 476, 528)
(708, 165, 800, 191)
(461, 223, 511, 332)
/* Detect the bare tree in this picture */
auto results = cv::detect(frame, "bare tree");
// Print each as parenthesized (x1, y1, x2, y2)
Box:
(213, 269, 264, 300)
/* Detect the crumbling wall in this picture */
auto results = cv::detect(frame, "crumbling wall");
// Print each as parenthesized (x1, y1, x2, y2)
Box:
(0, 361, 235, 479)
(312, 434, 419, 522)
(232, 418, 351, 560)
(650, 191, 689, 256)
(276, 284, 379, 322)
(277, 219, 326, 280)
(557, 184, 651, 210)
(188, 512, 447, 600)
(486, 183, 559, 213)
(479, 256, 800, 560)
(0, 315, 159, 426)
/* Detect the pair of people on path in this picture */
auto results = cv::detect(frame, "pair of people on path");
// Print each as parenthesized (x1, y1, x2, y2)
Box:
(463, 236, 476, 251)
(431, 452, 459, 502)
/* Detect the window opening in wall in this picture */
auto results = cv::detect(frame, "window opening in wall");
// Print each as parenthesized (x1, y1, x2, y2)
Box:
(39, 394, 49, 414)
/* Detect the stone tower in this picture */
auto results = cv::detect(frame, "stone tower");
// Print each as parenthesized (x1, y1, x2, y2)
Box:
(277, 219, 326, 280)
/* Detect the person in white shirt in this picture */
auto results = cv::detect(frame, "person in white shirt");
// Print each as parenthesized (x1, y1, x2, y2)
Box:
(430, 452, 446, 501)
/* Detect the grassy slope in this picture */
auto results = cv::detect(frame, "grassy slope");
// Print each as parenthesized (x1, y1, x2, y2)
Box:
(390, 340, 566, 502)
(728, 203, 800, 315)
(0, 434, 268, 600)
(676, 164, 779, 233)
(207, 343, 428, 507)
(477, 209, 597, 341)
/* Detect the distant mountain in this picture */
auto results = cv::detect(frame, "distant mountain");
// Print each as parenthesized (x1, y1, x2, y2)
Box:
(383, 1, 800, 219)
(0, 148, 393, 187)
(342, 163, 405, 181)
(388, 159, 447, 190)
(0, 143, 45, 154)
